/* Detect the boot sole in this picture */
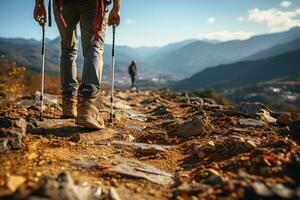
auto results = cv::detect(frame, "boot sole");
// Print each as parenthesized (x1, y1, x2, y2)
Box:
(75, 115, 105, 130)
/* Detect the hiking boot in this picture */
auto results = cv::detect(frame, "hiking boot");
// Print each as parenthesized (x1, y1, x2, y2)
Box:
(75, 85, 104, 129)
(61, 91, 77, 119)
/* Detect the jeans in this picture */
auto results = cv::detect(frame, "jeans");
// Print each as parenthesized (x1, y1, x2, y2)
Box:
(53, 0, 108, 95)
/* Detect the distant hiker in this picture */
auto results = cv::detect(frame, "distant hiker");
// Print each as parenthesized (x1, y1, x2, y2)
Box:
(128, 60, 137, 88)
(34, 0, 121, 129)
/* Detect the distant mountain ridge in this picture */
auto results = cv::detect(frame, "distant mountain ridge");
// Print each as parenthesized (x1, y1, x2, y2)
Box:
(173, 49, 300, 91)
(0, 27, 300, 81)
(148, 27, 300, 76)
(242, 38, 300, 61)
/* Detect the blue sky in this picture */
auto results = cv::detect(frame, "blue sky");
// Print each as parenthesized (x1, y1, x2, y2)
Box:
(0, 0, 299, 47)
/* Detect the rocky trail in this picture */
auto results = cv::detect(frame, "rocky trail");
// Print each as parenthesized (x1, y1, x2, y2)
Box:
(0, 89, 300, 200)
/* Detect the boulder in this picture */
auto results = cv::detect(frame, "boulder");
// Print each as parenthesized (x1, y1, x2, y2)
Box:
(25, 172, 101, 200)
(235, 102, 276, 123)
(0, 116, 27, 152)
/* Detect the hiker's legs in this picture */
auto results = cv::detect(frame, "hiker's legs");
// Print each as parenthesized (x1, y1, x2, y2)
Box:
(54, 1, 80, 118)
(53, 0, 80, 94)
(75, 3, 108, 129)
(130, 74, 135, 88)
(79, 2, 108, 94)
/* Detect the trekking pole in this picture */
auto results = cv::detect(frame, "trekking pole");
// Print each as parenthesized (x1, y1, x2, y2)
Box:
(40, 24, 46, 121)
(110, 25, 116, 123)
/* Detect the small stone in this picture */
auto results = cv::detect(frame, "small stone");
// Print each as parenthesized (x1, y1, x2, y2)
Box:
(123, 134, 135, 142)
(152, 106, 169, 116)
(239, 118, 265, 127)
(108, 187, 121, 200)
(260, 110, 277, 123)
(7, 175, 26, 192)
(244, 140, 257, 149)
(252, 182, 273, 197)
(27, 152, 38, 160)
(235, 102, 272, 115)
(208, 141, 215, 147)
(68, 133, 81, 143)
(194, 145, 205, 158)
(205, 174, 223, 186)
(206, 168, 220, 176)
(268, 184, 294, 199)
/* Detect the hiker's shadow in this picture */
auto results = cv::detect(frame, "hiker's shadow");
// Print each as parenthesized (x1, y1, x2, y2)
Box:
(30, 126, 93, 138)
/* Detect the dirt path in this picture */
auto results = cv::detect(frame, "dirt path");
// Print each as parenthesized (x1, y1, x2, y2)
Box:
(0, 89, 300, 199)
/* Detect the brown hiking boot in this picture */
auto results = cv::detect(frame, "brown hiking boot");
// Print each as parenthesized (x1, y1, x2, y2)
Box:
(61, 92, 77, 119)
(75, 94, 105, 130)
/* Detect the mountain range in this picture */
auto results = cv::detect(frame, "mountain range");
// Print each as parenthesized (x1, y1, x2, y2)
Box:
(0, 26, 300, 86)
(173, 49, 300, 91)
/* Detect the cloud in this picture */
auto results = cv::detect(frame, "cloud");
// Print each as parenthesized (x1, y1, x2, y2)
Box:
(207, 17, 216, 24)
(248, 8, 300, 32)
(198, 31, 254, 41)
(280, 1, 292, 8)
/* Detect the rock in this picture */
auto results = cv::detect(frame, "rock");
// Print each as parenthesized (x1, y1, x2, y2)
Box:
(203, 103, 224, 111)
(109, 159, 174, 185)
(206, 168, 220, 176)
(244, 140, 257, 149)
(174, 115, 214, 138)
(260, 109, 277, 123)
(239, 118, 265, 127)
(68, 133, 81, 143)
(0, 117, 27, 152)
(235, 102, 276, 123)
(7, 175, 26, 192)
(277, 114, 292, 125)
(194, 141, 215, 159)
(35, 91, 59, 107)
(268, 184, 294, 199)
(235, 102, 272, 115)
(203, 98, 216, 105)
(252, 182, 273, 197)
(175, 182, 204, 195)
(194, 146, 205, 158)
(108, 187, 122, 200)
(135, 146, 163, 156)
(23, 172, 101, 200)
(127, 125, 145, 131)
(151, 106, 170, 116)
(123, 134, 135, 142)
(205, 174, 223, 186)
(123, 110, 147, 122)
(26, 152, 39, 160)
(111, 140, 174, 152)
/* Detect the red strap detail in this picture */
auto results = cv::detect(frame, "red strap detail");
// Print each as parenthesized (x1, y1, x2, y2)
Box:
(59, 0, 68, 28)
(93, 0, 105, 41)
(59, 0, 105, 40)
